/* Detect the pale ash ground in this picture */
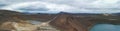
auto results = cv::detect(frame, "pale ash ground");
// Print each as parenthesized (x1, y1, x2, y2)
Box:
(1, 20, 60, 31)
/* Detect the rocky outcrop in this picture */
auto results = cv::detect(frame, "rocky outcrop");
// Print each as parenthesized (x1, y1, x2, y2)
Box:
(49, 12, 120, 31)
(0, 19, 60, 31)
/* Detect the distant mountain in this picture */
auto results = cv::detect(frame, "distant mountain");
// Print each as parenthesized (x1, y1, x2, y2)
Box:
(111, 13, 120, 16)
(0, 9, 117, 16)
(0, 9, 119, 22)
(0, 10, 22, 15)
(0, 10, 57, 22)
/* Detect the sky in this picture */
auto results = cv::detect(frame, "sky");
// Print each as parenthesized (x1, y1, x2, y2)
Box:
(0, 0, 120, 14)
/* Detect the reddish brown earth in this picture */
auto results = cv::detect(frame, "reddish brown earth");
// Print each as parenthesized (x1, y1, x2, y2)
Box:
(0, 10, 120, 31)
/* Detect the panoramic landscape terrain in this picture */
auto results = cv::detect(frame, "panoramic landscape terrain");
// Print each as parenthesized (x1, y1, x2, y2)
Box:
(0, 10, 120, 31)
(0, 0, 120, 31)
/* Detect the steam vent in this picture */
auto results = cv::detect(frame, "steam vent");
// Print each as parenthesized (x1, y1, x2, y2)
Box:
(0, 10, 120, 31)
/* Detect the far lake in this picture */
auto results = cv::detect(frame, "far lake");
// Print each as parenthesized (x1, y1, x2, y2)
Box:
(90, 24, 120, 31)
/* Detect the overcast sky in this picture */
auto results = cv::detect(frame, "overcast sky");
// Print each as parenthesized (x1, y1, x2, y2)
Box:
(0, 0, 120, 14)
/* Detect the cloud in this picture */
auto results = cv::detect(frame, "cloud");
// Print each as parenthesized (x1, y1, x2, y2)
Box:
(0, 0, 120, 8)
(1, 1, 84, 13)
(1, 0, 120, 14)
(40, 0, 120, 8)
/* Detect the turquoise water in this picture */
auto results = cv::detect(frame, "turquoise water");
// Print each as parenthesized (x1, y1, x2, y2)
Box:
(28, 20, 120, 31)
(90, 24, 120, 31)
